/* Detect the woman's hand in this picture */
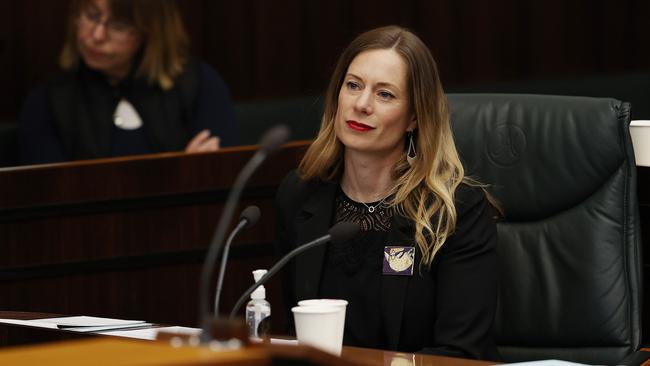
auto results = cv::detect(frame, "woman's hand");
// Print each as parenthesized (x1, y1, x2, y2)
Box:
(185, 129, 220, 153)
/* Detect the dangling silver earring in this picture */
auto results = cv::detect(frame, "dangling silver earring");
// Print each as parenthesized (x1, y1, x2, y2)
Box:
(407, 130, 416, 166)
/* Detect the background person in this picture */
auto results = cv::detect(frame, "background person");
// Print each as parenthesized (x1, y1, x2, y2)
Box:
(275, 25, 500, 360)
(20, 0, 238, 164)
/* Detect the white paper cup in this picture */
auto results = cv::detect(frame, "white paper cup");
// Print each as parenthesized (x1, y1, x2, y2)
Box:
(631, 120, 650, 167)
(292, 305, 343, 355)
(297, 299, 347, 353)
(298, 299, 348, 309)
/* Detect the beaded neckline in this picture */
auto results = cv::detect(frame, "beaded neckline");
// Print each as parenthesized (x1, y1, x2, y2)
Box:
(335, 188, 394, 232)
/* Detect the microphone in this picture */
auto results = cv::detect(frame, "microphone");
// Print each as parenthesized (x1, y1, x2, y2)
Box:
(213, 205, 261, 316)
(228, 221, 360, 319)
(259, 125, 290, 155)
(198, 125, 290, 344)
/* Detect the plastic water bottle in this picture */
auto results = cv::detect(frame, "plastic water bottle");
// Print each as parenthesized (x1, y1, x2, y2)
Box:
(246, 269, 271, 339)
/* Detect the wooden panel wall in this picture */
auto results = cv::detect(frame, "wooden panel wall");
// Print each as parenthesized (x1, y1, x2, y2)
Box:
(1, 0, 649, 122)
(0, 143, 309, 332)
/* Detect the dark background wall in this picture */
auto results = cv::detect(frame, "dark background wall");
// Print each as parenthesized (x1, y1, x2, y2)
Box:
(2, 0, 650, 346)
(1, 0, 650, 123)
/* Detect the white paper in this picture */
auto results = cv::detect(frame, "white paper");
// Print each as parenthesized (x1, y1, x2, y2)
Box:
(98, 328, 159, 340)
(0, 317, 297, 346)
(269, 338, 298, 346)
(157, 326, 202, 336)
(97, 326, 201, 341)
(64, 323, 154, 333)
(0, 316, 153, 333)
(37, 316, 146, 328)
(0, 318, 59, 329)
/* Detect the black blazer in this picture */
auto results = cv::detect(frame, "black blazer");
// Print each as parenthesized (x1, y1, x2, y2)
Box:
(275, 170, 500, 361)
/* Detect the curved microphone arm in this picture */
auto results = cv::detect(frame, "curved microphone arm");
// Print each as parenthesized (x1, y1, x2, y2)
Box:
(213, 218, 247, 316)
(198, 152, 266, 343)
(229, 234, 332, 319)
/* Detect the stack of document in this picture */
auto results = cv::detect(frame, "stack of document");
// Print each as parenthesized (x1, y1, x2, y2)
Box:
(0, 316, 300, 343)
(0, 316, 152, 333)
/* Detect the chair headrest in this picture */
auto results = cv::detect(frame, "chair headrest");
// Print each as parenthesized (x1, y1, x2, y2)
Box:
(448, 94, 630, 221)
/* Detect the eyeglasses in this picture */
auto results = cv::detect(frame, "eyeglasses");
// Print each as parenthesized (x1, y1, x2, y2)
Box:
(79, 7, 137, 39)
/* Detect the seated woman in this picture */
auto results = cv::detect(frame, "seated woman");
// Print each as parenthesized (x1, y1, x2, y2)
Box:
(275, 26, 499, 360)
(20, 0, 238, 164)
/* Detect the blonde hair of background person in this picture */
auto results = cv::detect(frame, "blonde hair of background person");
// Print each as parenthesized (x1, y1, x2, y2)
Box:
(60, 0, 188, 90)
(299, 25, 467, 267)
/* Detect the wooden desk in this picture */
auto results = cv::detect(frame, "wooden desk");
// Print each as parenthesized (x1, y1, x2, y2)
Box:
(0, 312, 493, 366)
(0, 338, 270, 366)
(0, 142, 309, 332)
(0, 338, 495, 366)
(341, 346, 493, 366)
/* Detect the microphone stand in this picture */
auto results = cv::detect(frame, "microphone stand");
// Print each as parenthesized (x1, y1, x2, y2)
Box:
(198, 125, 289, 344)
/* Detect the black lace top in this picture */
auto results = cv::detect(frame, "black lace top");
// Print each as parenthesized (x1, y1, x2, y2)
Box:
(319, 186, 395, 348)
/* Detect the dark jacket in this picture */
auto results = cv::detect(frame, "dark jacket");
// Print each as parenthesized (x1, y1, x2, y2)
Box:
(20, 59, 238, 164)
(275, 170, 500, 361)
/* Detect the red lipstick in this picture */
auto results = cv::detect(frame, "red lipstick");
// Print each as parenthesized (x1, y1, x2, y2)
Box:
(346, 120, 375, 132)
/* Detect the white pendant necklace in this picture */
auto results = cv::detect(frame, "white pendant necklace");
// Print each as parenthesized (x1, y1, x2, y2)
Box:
(361, 195, 391, 213)
(113, 98, 143, 130)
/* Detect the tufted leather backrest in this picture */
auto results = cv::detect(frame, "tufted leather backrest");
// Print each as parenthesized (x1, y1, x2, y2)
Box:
(448, 94, 641, 364)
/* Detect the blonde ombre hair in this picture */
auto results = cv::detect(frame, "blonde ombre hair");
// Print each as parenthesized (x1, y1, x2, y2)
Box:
(299, 26, 466, 267)
(59, 0, 189, 90)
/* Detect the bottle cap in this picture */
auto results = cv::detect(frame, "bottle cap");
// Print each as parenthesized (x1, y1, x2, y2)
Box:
(253, 269, 267, 282)
(251, 269, 267, 300)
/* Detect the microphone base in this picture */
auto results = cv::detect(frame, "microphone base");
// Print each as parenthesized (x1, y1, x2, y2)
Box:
(208, 317, 249, 345)
(157, 317, 248, 349)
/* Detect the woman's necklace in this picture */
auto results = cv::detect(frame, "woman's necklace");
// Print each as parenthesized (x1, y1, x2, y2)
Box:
(360, 194, 391, 213)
